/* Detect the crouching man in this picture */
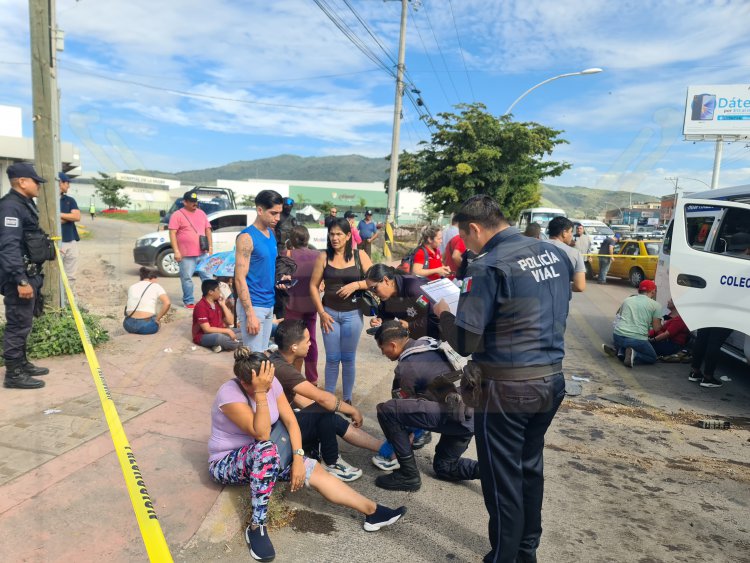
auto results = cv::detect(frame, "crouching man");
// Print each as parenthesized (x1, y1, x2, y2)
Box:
(374, 320, 479, 491)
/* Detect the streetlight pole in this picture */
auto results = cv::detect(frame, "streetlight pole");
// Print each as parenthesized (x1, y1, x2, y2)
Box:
(504, 68, 603, 116)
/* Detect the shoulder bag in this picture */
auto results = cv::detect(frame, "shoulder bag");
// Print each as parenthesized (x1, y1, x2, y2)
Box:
(124, 283, 153, 318)
(352, 250, 378, 316)
(179, 209, 210, 252)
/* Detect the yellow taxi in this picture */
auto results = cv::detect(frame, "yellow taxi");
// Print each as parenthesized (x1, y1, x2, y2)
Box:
(588, 239, 662, 287)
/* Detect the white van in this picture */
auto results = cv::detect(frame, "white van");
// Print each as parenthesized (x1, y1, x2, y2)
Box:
(655, 184, 750, 364)
(570, 219, 615, 254)
(517, 207, 566, 233)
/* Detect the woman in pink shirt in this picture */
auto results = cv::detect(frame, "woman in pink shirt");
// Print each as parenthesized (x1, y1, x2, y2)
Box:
(208, 349, 406, 561)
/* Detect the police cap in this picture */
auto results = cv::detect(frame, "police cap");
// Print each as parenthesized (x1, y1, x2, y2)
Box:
(7, 162, 47, 184)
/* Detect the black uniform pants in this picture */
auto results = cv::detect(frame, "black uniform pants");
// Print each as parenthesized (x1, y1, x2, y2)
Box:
(2, 277, 41, 363)
(294, 403, 350, 466)
(474, 373, 565, 563)
(376, 398, 477, 480)
(690, 327, 733, 377)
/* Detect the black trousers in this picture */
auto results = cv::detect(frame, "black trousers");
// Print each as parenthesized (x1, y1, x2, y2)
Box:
(690, 327, 732, 377)
(376, 398, 477, 480)
(294, 403, 350, 466)
(474, 373, 565, 563)
(2, 277, 42, 363)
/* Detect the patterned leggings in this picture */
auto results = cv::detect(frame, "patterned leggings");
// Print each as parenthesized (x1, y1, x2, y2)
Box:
(209, 440, 286, 526)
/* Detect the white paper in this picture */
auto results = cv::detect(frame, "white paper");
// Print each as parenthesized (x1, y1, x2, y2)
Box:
(419, 278, 460, 315)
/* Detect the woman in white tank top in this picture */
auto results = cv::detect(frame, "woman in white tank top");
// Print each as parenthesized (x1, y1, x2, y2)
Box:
(123, 267, 171, 335)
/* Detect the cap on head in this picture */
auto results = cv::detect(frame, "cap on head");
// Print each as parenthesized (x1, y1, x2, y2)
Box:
(639, 280, 656, 292)
(365, 210, 373, 216)
(7, 162, 47, 183)
(58, 172, 73, 183)
(344, 210, 357, 219)
(183, 190, 199, 202)
(283, 197, 294, 207)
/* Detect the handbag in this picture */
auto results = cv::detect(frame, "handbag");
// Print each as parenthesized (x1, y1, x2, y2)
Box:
(179, 210, 210, 252)
(233, 379, 293, 468)
(352, 250, 378, 316)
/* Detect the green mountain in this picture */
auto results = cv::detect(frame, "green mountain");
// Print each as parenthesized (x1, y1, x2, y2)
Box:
(131, 154, 389, 184)
(541, 183, 658, 220)
(130, 155, 659, 218)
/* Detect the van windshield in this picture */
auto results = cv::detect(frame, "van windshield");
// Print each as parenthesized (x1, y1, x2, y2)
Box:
(585, 225, 614, 236)
(530, 213, 561, 227)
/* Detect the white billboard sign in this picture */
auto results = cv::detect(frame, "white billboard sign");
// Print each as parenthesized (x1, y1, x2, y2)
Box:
(683, 84, 750, 138)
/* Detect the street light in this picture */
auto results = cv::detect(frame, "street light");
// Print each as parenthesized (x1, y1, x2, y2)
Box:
(504, 68, 603, 116)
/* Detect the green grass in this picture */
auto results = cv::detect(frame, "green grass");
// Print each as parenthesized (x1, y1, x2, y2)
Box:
(101, 210, 162, 224)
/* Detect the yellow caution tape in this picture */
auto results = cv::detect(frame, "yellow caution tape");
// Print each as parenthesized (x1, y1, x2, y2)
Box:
(384, 221, 394, 259)
(54, 243, 173, 562)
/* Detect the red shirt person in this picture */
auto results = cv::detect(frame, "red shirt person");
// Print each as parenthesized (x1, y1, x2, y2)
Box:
(192, 279, 241, 352)
(411, 225, 452, 281)
(443, 233, 466, 276)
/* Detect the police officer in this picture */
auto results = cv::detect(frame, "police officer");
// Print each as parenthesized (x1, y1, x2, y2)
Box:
(0, 163, 51, 389)
(373, 320, 478, 491)
(364, 263, 440, 339)
(275, 197, 297, 254)
(434, 195, 573, 563)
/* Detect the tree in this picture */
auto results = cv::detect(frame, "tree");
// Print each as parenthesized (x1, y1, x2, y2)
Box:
(358, 196, 367, 210)
(93, 172, 131, 209)
(393, 103, 570, 221)
(319, 200, 335, 214)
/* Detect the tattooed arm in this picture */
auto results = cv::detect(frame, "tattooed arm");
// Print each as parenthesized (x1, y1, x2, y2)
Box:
(234, 233, 260, 335)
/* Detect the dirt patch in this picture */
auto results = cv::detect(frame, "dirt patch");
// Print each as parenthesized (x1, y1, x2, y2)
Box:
(290, 509, 336, 535)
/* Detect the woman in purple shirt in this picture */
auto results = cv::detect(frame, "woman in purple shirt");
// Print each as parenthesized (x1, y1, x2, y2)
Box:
(208, 348, 406, 562)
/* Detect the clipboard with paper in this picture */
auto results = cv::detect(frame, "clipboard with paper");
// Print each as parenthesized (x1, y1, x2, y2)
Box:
(419, 278, 460, 315)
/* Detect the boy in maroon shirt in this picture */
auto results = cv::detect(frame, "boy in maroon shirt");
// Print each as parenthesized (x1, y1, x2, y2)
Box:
(192, 279, 241, 352)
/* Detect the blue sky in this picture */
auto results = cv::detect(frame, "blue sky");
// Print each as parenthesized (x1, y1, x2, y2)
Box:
(2, 0, 750, 197)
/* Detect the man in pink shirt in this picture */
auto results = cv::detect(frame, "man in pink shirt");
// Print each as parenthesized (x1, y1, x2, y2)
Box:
(168, 190, 213, 308)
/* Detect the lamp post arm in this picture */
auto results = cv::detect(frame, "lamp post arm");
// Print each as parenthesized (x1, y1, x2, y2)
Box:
(504, 72, 580, 116)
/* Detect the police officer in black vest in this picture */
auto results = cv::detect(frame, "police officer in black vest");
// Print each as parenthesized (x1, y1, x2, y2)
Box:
(434, 195, 573, 563)
(1, 163, 52, 389)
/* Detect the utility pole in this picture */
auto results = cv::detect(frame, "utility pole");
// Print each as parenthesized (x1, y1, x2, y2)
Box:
(665, 176, 679, 223)
(29, 0, 62, 307)
(384, 0, 408, 258)
(710, 138, 723, 189)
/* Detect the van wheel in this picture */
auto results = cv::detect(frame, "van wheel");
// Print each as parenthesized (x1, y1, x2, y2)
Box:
(629, 267, 645, 288)
(157, 248, 180, 277)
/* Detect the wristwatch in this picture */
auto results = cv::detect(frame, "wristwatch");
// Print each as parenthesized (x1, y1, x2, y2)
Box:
(18, 280, 30, 287)
(293, 448, 305, 457)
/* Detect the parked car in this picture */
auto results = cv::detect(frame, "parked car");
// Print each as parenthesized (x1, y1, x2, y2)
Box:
(157, 187, 236, 231)
(134, 209, 258, 276)
(588, 239, 662, 287)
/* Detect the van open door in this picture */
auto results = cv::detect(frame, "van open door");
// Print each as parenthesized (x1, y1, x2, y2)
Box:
(669, 198, 750, 335)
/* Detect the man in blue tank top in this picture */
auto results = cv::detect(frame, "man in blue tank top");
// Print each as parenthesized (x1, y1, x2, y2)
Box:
(235, 190, 283, 351)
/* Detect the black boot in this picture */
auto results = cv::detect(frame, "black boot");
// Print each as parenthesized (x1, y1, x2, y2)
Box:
(21, 356, 49, 376)
(4, 360, 45, 389)
(375, 454, 421, 492)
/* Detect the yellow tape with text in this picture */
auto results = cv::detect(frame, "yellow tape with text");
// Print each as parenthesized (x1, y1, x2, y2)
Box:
(54, 243, 173, 562)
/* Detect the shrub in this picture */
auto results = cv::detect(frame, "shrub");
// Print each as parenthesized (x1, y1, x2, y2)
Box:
(0, 307, 109, 364)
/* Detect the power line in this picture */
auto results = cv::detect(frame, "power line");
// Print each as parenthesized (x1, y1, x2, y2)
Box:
(341, 0, 398, 67)
(58, 64, 391, 114)
(420, 0, 462, 103)
(446, 0, 476, 101)
(407, 1, 452, 106)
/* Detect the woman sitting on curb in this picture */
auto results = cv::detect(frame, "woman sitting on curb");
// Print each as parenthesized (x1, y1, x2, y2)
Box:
(208, 348, 406, 562)
(123, 267, 170, 335)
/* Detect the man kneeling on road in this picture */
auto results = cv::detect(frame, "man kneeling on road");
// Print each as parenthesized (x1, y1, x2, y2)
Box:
(374, 320, 479, 491)
(603, 280, 662, 367)
(270, 319, 394, 481)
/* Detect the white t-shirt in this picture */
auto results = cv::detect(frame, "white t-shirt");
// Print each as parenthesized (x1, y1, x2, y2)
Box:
(126, 280, 166, 315)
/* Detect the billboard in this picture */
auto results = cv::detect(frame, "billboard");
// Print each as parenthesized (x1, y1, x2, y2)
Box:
(683, 84, 750, 138)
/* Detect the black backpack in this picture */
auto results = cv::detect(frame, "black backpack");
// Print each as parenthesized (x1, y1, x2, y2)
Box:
(397, 245, 430, 274)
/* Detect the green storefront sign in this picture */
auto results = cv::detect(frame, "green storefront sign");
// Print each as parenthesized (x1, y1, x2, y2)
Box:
(288, 185, 387, 209)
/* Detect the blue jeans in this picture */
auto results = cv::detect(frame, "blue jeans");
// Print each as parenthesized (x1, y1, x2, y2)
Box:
(238, 305, 274, 352)
(179, 255, 211, 305)
(597, 257, 612, 283)
(321, 307, 363, 401)
(200, 329, 242, 351)
(613, 333, 658, 365)
(123, 316, 159, 335)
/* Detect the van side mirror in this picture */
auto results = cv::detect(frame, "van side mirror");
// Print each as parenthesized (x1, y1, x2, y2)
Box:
(159, 210, 166, 218)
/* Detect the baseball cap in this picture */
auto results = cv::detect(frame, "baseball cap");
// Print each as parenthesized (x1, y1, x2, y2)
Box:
(183, 190, 199, 202)
(638, 280, 656, 292)
(283, 197, 294, 206)
(344, 210, 357, 219)
(7, 162, 47, 183)
(58, 172, 73, 182)
(365, 210, 373, 216)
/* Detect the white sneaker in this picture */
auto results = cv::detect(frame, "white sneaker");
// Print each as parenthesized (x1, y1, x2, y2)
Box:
(324, 456, 363, 482)
(211, 345, 222, 353)
(371, 454, 400, 471)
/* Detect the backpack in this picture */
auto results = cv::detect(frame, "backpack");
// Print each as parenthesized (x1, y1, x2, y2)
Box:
(397, 245, 430, 274)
